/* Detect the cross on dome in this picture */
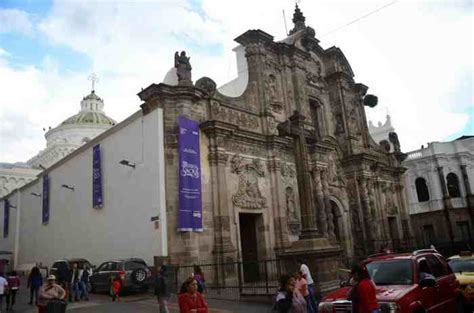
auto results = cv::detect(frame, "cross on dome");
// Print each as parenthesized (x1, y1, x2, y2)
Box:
(88, 73, 99, 92)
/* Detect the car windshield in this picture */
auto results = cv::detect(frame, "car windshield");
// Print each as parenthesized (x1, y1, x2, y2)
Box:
(449, 259, 474, 272)
(367, 259, 413, 285)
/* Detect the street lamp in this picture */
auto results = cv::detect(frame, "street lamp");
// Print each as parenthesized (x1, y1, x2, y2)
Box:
(119, 159, 136, 168)
(9, 204, 17, 209)
(31, 192, 41, 197)
(61, 184, 75, 191)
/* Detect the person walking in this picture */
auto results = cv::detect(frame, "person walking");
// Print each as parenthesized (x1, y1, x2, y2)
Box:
(70, 263, 82, 302)
(347, 263, 380, 313)
(37, 275, 66, 313)
(6, 271, 20, 311)
(155, 265, 170, 313)
(295, 271, 314, 313)
(0, 272, 8, 312)
(110, 275, 121, 302)
(296, 259, 317, 312)
(193, 265, 205, 294)
(275, 274, 307, 313)
(27, 266, 43, 305)
(79, 266, 91, 301)
(178, 277, 208, 313)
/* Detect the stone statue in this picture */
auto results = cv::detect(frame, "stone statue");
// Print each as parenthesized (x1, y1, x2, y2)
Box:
(286, 187, 298, 221)
(174, 51, 192, 86)
(388, 132, 401, 152)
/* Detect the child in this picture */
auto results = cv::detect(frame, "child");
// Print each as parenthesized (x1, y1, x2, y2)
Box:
(110, 275, 121, 302)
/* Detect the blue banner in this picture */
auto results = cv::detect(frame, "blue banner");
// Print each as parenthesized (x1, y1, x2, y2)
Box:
(3, 200, 9, 238)
(178, 116, 202, 232)
(92, 144, 103, 209)
(42, 174, 49, 224)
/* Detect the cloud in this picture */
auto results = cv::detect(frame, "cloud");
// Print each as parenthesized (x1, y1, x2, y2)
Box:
(0, 0, 472, 163)
(0, 8, 33, 34)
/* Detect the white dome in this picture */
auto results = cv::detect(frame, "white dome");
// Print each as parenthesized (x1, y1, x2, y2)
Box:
(162, 67, 178, 86)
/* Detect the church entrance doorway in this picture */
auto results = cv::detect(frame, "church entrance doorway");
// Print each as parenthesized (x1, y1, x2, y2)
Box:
(239, 213, 260, 282)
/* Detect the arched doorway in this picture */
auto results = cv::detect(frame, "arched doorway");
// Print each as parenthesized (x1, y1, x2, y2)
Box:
(328, 196, 352, 257)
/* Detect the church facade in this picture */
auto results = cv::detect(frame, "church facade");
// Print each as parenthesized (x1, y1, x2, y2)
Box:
(1, 6, 411, 292)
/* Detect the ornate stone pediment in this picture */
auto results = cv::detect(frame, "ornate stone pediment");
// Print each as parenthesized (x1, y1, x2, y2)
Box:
(230, 154, 267, 210)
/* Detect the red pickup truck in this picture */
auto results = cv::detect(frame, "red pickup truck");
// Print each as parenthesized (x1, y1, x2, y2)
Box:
(319, 249, 466, 313)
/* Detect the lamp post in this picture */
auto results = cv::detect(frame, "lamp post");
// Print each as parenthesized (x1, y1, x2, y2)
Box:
(119, 160, 136, 168)
(31, 192, 41, 197)
(61, 184, 75, 191)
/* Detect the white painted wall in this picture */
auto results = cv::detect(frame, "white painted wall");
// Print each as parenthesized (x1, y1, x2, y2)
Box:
(403, 137, 474, 214)
(0, 109, 167, 268)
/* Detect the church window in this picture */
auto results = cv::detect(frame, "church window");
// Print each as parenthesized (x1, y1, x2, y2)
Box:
(446, 173, 461, 198)
(415, 177, 430, 202)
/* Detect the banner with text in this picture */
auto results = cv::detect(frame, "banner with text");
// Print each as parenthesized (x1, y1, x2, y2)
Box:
(92, 144, 103, 209)
(42, 174, 50, 224)
(3, 200, 9, 238)
(178, 116, 202, 232)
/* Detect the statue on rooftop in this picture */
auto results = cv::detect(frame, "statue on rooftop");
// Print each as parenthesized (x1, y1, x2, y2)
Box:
(174, 51, 193, 86)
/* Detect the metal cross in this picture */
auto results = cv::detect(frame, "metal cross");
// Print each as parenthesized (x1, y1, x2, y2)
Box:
(88, 73, 99, 92)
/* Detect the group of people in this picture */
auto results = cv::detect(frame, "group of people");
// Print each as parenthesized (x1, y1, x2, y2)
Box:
(276, 260, 380, 313)
(154, 264, 209, 313)
(0, 271, 20, 312)
(55, 262, 92, 302)
(274, 259, 318, 313)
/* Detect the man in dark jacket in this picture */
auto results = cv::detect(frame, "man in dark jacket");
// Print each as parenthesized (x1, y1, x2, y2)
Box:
(154, 265, 170, 313)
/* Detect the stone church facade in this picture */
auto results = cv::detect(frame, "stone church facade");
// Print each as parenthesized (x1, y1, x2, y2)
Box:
(139, 6, 411, 289)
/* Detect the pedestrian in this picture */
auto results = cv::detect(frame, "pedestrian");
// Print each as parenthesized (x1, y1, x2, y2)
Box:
(275, 274, 307, 313)
(37, 275, 66, 313)
(70, 263, 82, 302)
(295, 271, 314, 313)
(110, 275, 121, 302)
(296, 259, 317, 311)
(193, 265, 205, 293)
(80, 265, 91, 301)
(155, 265, 170, 313)
(6, 270, 20, 311)
(178, 276, 208, 313)
(0, 272, 8, 312)
(347, 263, 379, 313)
(27, 266, 43, 305)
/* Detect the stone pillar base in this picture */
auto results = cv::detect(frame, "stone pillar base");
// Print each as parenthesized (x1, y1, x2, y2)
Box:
(277, 238, 344, 294)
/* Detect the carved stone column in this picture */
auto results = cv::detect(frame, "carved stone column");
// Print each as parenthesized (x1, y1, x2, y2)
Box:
(312, 169, 328, 237)
(208, 138, 236, 260)
(321, 171, 335, 238)
(359, 177, 375, 253)
(268, 157, 290, 251)
(437, 166, 454, 242)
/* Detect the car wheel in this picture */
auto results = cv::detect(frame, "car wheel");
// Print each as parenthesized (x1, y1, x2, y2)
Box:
(131, 268, 147, 285)
(456, 298, 466, 313)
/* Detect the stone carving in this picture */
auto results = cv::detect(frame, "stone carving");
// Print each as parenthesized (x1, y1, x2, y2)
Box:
(306, 71, 325, 89)
(348, 100, 360, 134)
(223, 140, 267, 158)
(195, 77, 216, 96)
(230, 154, 267, 210)
(379, 140, 391, 152)
(286, 187, 298, 221)
(327, 154, 345, 187)
(210, 102, 260, 131)
(389, 132, 401, 152)
(174, 51, 192, 86)
(281, 163, 296, 185)
(335, 114, 345, 134)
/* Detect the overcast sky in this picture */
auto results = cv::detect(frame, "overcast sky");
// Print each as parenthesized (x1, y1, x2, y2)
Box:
(0, 0, 472, 163)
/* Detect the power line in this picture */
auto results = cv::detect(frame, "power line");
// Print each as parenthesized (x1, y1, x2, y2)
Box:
(321, 0, 398, 37)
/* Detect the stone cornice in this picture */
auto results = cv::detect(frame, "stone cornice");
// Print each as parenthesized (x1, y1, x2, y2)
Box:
(138, 83, 206, 114)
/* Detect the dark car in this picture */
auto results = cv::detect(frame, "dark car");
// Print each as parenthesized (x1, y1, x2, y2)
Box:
(319, 249, 465, 313)
(50, 258, 94, 282)
(90, 258, 152, 294)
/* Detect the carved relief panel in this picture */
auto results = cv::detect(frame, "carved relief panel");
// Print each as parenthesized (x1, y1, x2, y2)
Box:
(230, 154, 267, 210)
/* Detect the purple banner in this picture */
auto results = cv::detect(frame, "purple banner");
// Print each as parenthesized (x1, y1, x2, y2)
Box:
(42, 174, 50, 224)
(178, 116, 202, 232)
(92, 144, 103, 209)
(3, 200, 9, 238)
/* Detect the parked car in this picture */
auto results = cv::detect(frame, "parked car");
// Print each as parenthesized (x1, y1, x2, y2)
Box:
(319, 249, 465, 313)
(448, 251, 474, 309)
(50, 258, 94, 282)
(89, 258, 152, 294)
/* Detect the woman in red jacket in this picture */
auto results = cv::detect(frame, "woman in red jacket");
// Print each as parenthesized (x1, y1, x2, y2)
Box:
(348, 263, 380, 313)
(178, 277, 208, 313)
